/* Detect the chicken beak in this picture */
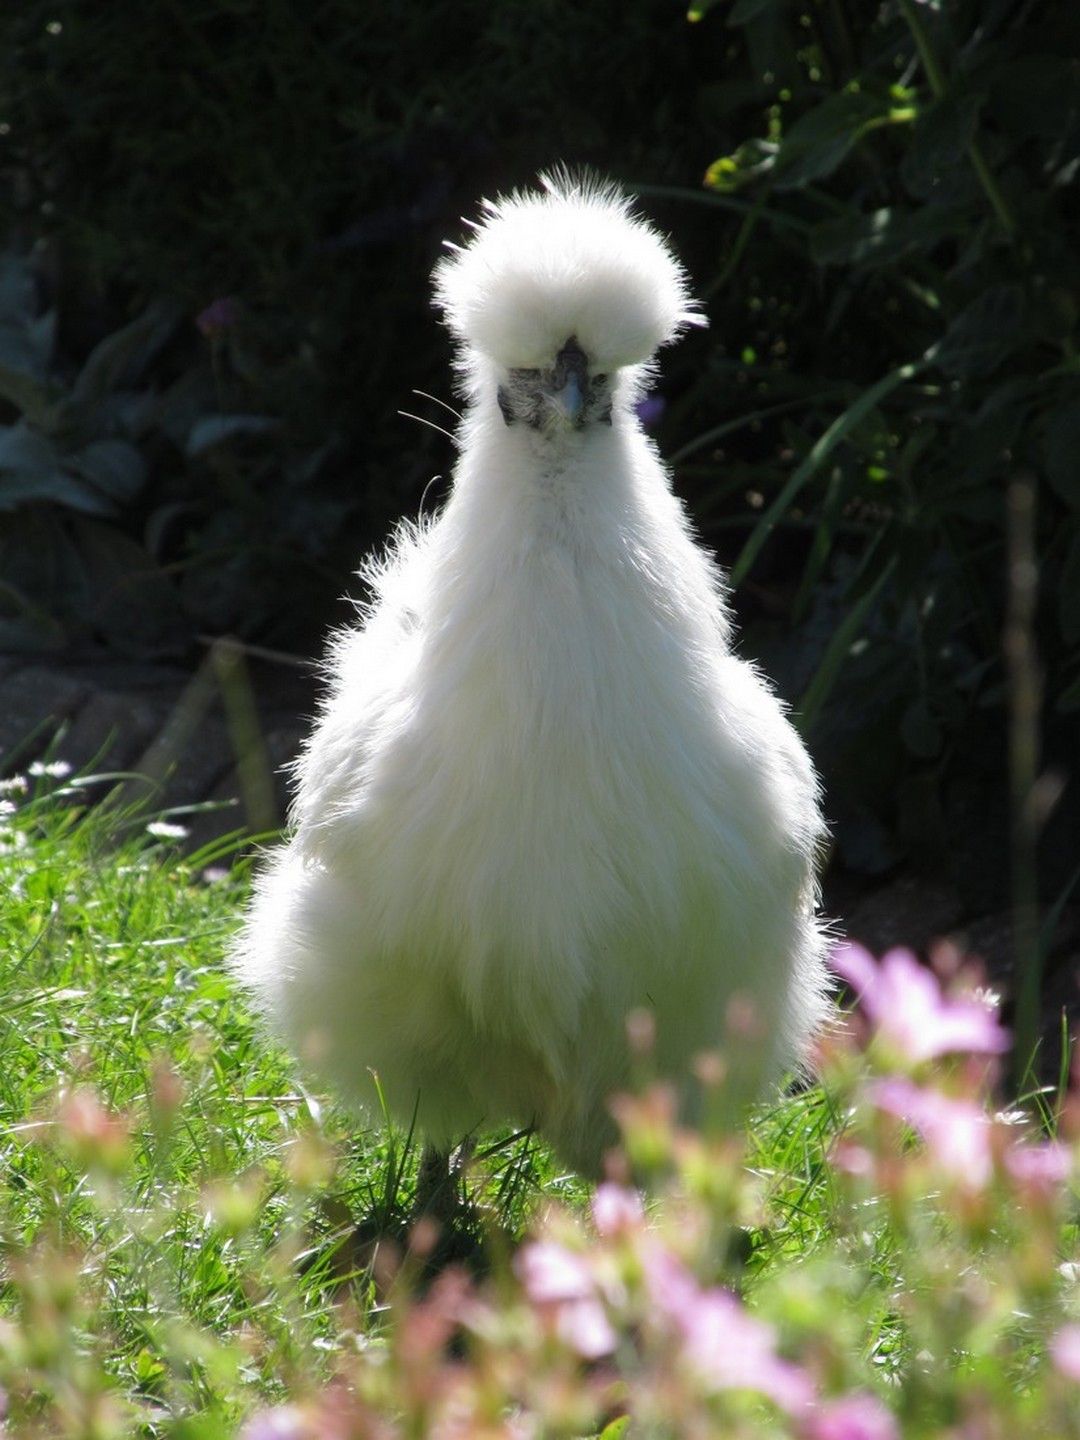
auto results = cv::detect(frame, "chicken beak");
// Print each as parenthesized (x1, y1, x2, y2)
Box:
(548, 370, 585, 424)
(547, 338, 589, 425)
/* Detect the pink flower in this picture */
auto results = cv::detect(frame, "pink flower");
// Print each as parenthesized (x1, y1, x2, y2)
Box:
(240, 1406, 309, 1440)
(641, 1242, 706, 1325)
(1004, 1140, 1072, 1191)
(809, 1392, 899, 1440)
(515, 1241, 616, 1359)
(871, 1077, 993, 1187)
(831, 1139, 876, 1178)
(683, 1289, 814, 1413)
(55, 1085, 131, 1171)
(831, 943, 1008, 1062)
(554, 1294, 618, 1359)
(592, 1183, 644, 1237)
(1051, 1324, 1080, 1381)
(516, 1241, 594, 1305)
(642, 1245, 813, 1413)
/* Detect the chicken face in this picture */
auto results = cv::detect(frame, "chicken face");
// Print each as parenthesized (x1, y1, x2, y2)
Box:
(497, 336, 613, 431)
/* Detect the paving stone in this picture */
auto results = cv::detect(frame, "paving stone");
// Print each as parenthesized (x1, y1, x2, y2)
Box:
(948, 907, 1080, 987)
(56, 690, 169, 774)
(844, 874, 965, 956)
(117, 700, 233, 814)
(57, 657, 191, 695)
(184, 722, 303, 853)
(0, 666, 90, 768)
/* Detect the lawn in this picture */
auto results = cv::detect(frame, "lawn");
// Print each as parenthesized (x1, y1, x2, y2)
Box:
(1, 767, 1077, 1438)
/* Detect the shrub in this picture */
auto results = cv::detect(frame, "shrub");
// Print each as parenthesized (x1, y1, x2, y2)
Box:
(660, 0, 1080, 910)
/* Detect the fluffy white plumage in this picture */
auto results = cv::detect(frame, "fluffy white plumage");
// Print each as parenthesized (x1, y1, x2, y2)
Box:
(233, 173, 830, 1173)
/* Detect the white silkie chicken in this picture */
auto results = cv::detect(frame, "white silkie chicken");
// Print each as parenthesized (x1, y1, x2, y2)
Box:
(234, 173, 830, 1179)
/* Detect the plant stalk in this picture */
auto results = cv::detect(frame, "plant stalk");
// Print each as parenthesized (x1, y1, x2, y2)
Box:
(1005, 472, 1043, 1091)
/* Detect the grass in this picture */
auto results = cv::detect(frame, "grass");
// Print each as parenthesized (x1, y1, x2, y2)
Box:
(0, 770, 607, 1430)
(2, 769, 1075, 1437)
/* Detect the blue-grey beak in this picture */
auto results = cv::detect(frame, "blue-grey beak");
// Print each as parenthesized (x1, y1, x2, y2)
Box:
(548, 370, 585, 424)
(547, 337, 589, 425)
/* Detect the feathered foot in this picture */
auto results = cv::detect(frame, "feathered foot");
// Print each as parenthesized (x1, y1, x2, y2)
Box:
(405, 1139, 487, 1276)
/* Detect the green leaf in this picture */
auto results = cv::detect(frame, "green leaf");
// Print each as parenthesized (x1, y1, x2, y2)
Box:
(772, 90, 887, 190)
(950, 377, 1037, 488)
(0, 472, 115, 515)
(809, 202, 968, 268)
(186, 413, 280, 456)
(901, 90, 982, 202)
(0, 359, 56, 427)
(70, 518, 190, 655)
(598, 1419, 631, 1440)
(704, 138, 776, 194)
(732, 350, 932, 586)
(0, 420, 61, 476)
(68, 438, 148, 503)
(72, 302, 177, 406)
(1043, 394, 1080, 508)
(934, 285, 1026, 379)
(796, 545, 899, 733)
(132, 1346, 167, 1385)
(728, 0, 782, 23)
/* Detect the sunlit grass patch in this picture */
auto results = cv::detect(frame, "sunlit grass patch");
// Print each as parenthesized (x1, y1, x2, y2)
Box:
(0, 779, 1077, 1437)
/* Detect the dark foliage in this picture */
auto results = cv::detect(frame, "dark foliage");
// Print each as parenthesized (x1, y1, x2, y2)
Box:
(0, 0, 1078, 912)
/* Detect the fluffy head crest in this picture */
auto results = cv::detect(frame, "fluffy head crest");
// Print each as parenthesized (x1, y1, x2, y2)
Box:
(433, 171, 704, 373)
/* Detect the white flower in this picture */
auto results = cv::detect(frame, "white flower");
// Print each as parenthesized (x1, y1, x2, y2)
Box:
(28, 759, 73, 779)
(147, 820, 189, 840)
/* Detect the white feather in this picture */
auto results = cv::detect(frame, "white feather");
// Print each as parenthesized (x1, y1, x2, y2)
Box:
(233, 173, 830, 1173)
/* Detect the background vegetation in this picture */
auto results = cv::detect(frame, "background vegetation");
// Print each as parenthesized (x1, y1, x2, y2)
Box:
(0, 2, 1078, 937)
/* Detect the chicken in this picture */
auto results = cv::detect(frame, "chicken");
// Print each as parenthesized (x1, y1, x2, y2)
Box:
(233, 172, 830, 1176)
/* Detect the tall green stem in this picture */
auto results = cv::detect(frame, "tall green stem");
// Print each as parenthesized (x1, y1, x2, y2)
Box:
(897, 0, 1017, 238)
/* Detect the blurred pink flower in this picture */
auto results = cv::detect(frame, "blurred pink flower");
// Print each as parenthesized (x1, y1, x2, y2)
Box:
(831, 1139, 876, 1178)
(555, 1294, 618, 1359)
(592, 1182, 644, 1237)
(1051, 1323, 1080, 1381)
(641, 1242, 703, 1324)
(871, 1077, 993, 1187)
(1004, 1140, 1071, 1190)
(831, 942, 1008, 1062)
(516, 1240, 594, 1305)
(684, 1289, 813, 1413)
(809, 1392, 899, 1440)
(239, 1406, 309, 1440)
(642, 1244, 813, 1413)
(55, 1085, 131, 1171)
(515, 1241, 616, 1359)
